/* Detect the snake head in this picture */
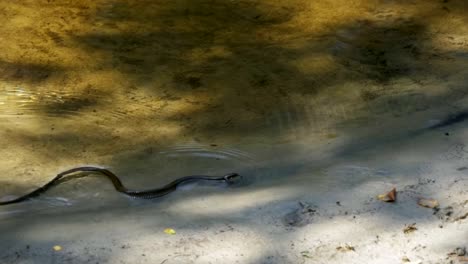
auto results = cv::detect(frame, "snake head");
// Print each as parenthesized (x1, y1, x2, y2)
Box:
(223, 173, 241, 183)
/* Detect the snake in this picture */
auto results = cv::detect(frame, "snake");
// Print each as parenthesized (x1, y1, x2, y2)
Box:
(0, 166, 240, 206)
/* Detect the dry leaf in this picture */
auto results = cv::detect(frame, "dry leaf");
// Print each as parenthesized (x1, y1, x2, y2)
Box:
(402, 256, 410, 262)
(378, 188, 396, 202)
(164, 228, 176, 235)
(53, 245, 62, 251)
(418, 198, 439, 209)
(336, 244, 355, 252)
(403, 223, 417, 234)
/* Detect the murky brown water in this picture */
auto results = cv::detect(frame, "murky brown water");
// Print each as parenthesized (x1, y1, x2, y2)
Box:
(0, 0, 467, 262)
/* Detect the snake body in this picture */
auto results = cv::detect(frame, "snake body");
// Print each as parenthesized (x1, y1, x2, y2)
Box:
(0, 166, 240, 206)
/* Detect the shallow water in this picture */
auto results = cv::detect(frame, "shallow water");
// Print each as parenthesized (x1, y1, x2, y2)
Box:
(1, 0, 468, 263)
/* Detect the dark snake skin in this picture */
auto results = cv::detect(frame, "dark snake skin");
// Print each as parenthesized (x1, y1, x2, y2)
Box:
(0, 166, 240, 205)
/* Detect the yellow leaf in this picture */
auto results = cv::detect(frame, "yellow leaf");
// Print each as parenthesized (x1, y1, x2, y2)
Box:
(377, 188, 396, 202)
(53, 245, 62, 251)
(164, 228, 176, 235)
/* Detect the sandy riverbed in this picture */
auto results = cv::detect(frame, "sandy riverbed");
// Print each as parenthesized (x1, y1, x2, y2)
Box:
(0, 0, 467, 263)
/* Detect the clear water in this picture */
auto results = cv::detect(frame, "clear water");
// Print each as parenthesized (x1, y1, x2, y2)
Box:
(1, 0, 467, 262)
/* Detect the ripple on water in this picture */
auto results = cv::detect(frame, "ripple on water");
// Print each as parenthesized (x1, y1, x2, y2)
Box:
(159, 143, 256, 163)
(0, 85, 105, 117)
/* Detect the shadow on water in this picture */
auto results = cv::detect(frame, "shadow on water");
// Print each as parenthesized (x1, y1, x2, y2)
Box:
(1, 116, 467, 262)
(428, 110, 468, 129)
(0, 60, 60, 84)
(1, 0, 468, 262)
(0, 0, 465, 135)
(63, 1, 468, 139)
(0, 144, 462, 263)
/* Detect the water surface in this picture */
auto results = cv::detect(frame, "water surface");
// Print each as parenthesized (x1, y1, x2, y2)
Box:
(1, 0, 468, 262)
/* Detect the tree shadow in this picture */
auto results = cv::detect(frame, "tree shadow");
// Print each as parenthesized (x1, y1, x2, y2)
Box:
(2, 0, 467, 141)
(0, 60, 60, 84)
(1, 1, 468, 262)
(1, 121, 467, 262)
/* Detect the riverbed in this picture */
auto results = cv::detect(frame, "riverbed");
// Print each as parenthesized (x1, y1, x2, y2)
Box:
(0, 1, 467, 263)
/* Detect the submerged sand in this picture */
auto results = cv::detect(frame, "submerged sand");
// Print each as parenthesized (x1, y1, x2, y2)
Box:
(0, 0, 467, 263)
(1, 115, 467, 264)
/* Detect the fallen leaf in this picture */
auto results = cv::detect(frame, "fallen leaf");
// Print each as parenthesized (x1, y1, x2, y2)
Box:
(402, 256, 410, 262)
(418, 198, 439, 208)
(378, 188, 396, 202)
(403, 223, 417, 234)
(53, 245, 62, 251)
(164, 228, 176, 235)
(336, 244, 355, 252)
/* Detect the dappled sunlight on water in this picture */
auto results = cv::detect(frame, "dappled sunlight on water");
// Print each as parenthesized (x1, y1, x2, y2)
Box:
(0, 0, 467, 204)
(1, 0, 468, 262)
(0, 0, 467, 205)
